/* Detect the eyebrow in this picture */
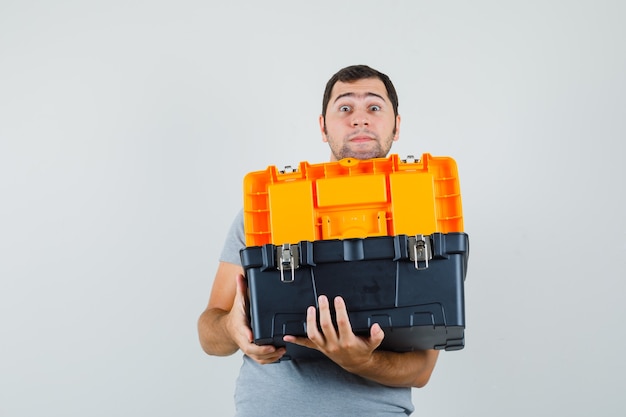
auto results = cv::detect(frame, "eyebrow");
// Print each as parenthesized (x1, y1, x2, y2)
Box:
(333, 91, 386, 103)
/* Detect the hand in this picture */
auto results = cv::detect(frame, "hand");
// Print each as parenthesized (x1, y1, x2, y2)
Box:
(283, 295, 385, 371)
(225, 274, 286, 364)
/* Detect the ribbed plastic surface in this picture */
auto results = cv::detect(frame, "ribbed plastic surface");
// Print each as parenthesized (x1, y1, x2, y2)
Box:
(243, 153, 463, 246)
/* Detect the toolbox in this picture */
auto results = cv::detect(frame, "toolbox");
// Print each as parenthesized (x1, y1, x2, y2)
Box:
(243, 153, 463, 246)
(240, 154, 469, 359)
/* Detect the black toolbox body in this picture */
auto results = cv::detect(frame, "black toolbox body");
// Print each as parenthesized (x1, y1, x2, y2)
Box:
(240, 232, 469, 360)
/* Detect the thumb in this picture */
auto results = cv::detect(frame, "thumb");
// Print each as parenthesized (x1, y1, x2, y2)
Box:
(233, 273, 250, 317)
(232, 274, 253, 342)
(235, 274, 248, 298)
(369, 323, 385, 348)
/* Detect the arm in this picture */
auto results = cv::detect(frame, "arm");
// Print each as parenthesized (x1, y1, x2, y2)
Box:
(197, 261, 286, 364)
(283, 295, 439, 388)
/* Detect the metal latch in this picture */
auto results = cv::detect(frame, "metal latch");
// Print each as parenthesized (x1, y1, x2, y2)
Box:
(403, 155, 419, 164)
(276, 243, 299, 282)
(408, 235, 432, 270)
(280, 165, 296, 174)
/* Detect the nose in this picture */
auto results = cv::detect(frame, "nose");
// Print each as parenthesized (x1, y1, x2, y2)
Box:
(351, 110, 369, 127)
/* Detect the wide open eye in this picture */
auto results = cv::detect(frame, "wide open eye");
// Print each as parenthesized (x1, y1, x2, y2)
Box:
(369, 105, 381, 111)
(339, 105, 351, 112)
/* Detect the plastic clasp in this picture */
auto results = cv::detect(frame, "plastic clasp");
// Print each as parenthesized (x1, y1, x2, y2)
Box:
(408, 235, 432, 270)
(276, 243, 299, 282)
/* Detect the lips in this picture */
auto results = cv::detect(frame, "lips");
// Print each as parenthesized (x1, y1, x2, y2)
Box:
(349, 130, 376, 142)
(350, 136, 374, 143)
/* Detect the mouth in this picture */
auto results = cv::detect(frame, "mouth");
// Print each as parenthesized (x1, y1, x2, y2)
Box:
(349, 133, 375, 143)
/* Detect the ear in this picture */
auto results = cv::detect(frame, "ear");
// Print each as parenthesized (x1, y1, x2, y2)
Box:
(393, 114, 401, 142)
(319, 114, 328, 143)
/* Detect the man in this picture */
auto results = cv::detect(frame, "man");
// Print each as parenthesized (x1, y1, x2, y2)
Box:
(198, 65, 439, 416)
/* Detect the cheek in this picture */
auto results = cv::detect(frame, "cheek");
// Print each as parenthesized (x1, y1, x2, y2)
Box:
(324, 118, 344, 135)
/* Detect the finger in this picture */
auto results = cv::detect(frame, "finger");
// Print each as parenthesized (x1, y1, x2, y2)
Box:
(242, 343, 278, 356)
(333, 296, 353, 336)
(317, 295, 338, 341)
(244, 344, 286, 364)
(305, 305, 323, 342)
(283, 335, 316, 350)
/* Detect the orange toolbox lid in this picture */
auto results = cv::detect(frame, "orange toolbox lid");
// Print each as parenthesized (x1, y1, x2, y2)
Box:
(243, 153, 463, 246)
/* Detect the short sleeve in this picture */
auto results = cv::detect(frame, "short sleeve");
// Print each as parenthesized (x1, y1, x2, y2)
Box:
(218, 209, 246, 266)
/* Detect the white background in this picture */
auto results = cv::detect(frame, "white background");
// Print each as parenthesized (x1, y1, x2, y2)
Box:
(1, 1, 625, 416)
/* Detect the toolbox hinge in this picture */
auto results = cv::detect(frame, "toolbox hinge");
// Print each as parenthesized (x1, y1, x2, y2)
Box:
(408, 235, 432, 270)
(276, 243, 299, 282)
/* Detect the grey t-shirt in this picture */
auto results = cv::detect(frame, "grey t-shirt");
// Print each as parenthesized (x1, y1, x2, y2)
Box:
(220, 209, 415, 417)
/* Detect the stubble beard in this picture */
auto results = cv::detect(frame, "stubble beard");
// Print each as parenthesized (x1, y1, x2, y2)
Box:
(328, 130, 396, 161)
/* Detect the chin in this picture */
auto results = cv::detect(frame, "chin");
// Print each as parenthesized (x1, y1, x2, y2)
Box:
(342, 149, 385, 160)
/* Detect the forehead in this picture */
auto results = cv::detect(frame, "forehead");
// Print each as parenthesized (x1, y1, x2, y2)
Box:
(329, 78, 389, 103)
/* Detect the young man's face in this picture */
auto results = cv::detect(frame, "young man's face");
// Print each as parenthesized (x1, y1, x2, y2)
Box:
(320, 77, 401, 161)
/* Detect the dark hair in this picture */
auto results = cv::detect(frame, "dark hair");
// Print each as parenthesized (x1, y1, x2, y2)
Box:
(321, 65, 399, 118)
